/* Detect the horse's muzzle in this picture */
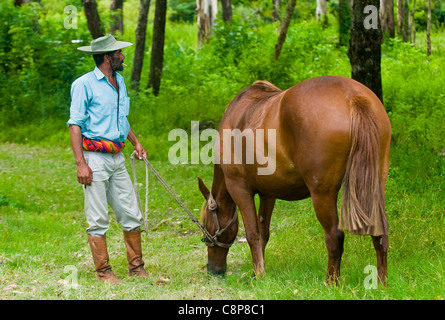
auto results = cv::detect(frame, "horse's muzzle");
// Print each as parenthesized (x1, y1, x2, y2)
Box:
(207, 263, 227, 276)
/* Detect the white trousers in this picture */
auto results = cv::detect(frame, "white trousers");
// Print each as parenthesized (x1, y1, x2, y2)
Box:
(83, 151, 143, 237)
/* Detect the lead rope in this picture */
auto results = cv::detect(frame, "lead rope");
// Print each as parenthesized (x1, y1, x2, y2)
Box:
(130, 151, 214, 241)
(131, 152, 149, 235)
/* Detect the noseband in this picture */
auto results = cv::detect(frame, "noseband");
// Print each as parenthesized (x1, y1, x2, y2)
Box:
(201, 205, 238, 249)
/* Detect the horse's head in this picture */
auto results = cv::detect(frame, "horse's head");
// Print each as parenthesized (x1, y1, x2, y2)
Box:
(198, 177, 238, 276)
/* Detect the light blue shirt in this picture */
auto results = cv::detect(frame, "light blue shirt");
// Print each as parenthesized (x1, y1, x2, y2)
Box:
(67, 67, 131, 143)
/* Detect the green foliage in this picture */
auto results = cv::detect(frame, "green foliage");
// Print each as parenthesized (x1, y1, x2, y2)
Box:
(169, 0, 196, 23)
(414, 0, 445, 30)
(0, 1, 91, 130)
(381, 38, 445, 194)
(337, 0, 351, 46)
(436, 2, 445, 26)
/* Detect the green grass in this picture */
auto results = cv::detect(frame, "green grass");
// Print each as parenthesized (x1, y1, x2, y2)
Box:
(0, 143, 443, 300)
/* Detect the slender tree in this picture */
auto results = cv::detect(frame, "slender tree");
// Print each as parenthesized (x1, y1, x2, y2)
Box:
(147, 0, 167, 96)
(14, 0, 30, 6)
(316, 0, 327, 26)
(221, 0, 232, 24)
(412, 0, 417, 45)
(83, 0, 105, 39)
(347, 0, 383, 102)
(380, 0, 395, 38)
(273, 0, 297, 60)
(427, 0, 432, 56)
(197, 0, 218, 46)
(131, 0, 151, 91)
(338, 0, 351, 46)
(272, 0, 282, 22)
(397, 0, 410, 42)
(110, 0, 124, 35)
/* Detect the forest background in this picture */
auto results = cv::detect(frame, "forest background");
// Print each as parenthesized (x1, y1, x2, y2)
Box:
(0, 0, 444, 300)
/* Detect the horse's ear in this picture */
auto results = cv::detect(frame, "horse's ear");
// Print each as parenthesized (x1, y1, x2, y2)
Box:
(197, 177, 210, 200)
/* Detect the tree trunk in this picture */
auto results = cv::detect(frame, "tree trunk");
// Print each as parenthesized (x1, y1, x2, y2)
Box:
(83, 0, 105, 39)
(427, 0, 431, 56)
(221, 0, 232, 24)
(147, 0, 167, 96)
(380, 0, 395, 38)
(411, 0, 416, 45)
(110, 0, 124, 35)
(397, 0, 410, 42)
(347, 0, 383, 102)
(316, 0, 328, 26)
(272, 0, 282, 22)
(131, 0, 151, 91)
(273, 0, 297, 60)
(197, 0, 218, 46)
(14, 0, 30, 6)
(339, 0, 351, 46)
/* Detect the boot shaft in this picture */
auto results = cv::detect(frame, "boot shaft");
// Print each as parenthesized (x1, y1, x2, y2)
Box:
(87, 234, 122, 284)
(123, 230, 148, 276)
(88, 234, 111, 273)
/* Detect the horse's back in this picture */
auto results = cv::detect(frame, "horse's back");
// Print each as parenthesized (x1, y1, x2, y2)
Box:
(220, 80, 284, 131)
(219, 76, 391, 200)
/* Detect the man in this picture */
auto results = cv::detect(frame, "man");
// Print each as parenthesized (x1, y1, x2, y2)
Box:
(68, 35, 148, 284)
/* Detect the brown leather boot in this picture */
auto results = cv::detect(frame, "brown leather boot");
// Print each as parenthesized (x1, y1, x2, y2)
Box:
(123, 230, 149, 277)
(87, 234, 122, 285)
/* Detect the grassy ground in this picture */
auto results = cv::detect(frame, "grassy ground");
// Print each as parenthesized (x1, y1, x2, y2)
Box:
(0, 142, 443, 300)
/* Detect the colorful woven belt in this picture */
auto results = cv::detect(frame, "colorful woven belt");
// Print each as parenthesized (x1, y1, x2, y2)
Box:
(82, 136, 125, 154)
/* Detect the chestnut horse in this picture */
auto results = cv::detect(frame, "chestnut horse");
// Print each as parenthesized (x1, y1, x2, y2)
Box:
(198, 76, 391, 284)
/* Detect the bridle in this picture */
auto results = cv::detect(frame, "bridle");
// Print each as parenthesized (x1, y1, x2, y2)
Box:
(201, 201, 238, 249)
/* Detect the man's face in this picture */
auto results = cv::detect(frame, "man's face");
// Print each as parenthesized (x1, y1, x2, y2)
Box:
(108, 49, 125, 72)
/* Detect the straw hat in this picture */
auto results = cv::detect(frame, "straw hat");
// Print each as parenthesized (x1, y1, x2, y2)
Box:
(77, 34, 132, 54)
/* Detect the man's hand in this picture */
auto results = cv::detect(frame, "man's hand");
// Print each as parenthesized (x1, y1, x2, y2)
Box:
(77, 162, 93, 186)
(69, 125, 94, 186)
(127, 127, 147, 160)
(133, 142, 147, 160)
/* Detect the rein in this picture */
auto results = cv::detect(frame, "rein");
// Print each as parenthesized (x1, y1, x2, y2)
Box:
(130, 151, 237, 248)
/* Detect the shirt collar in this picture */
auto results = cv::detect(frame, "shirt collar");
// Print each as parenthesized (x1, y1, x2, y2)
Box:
(93, 66, 106, 80)
(93, 66, 122, 83)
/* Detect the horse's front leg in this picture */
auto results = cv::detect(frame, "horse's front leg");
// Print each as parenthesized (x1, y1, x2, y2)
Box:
(228, 184, 265, 277)
(242, 197, 265, 277)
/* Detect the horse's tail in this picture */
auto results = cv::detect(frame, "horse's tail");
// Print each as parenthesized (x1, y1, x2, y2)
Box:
(339, 95, 389, 236)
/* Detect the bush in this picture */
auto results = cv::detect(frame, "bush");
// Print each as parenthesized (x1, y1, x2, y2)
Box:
(169, 0, 196, 23)
(0, 1, 90, 131)
(381, 38, 445, 193)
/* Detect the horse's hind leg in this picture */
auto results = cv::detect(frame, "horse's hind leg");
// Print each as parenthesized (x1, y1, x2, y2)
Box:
(258, 195, 276, 257)
(311, 192, 345, 284)
(372, 235, 388, 285)
(372, 147, 390, 285)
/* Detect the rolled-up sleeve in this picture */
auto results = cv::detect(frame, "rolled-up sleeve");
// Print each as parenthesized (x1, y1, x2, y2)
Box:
(67, 78, 89, 128)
